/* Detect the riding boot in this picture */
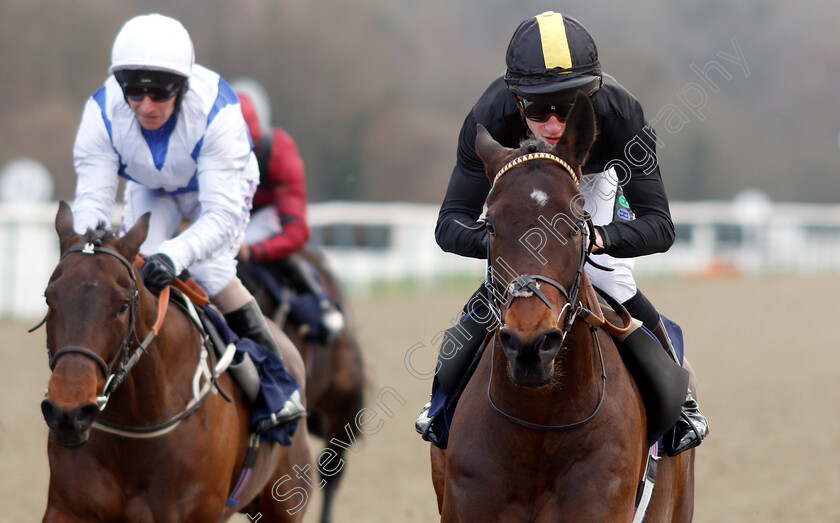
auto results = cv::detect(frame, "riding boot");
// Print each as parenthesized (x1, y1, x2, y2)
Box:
(416, 285, 492, 448)
(415, 323, 486, 447)
(665, 391, 709, 456)
(280, 255, 344, 344)
(619, 328, 689, 443)
(224, 299, 306, 423)
(653, 319, 710, 456)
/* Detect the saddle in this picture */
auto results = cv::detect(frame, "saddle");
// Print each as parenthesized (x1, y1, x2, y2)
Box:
(149, 267, 301, 446)
(585, 277, 688, 444)
(248, 259, 340, 345)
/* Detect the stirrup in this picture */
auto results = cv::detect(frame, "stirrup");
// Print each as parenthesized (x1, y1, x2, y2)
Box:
(664, 392, 709, 456)
(321, 305, 345, 344)
(255, 390, 306, 433)
(415, 402, 432, 435)
(415, 402, 445, 448)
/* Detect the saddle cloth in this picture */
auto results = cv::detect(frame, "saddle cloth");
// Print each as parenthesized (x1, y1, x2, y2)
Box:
(167, 276, 301, 446)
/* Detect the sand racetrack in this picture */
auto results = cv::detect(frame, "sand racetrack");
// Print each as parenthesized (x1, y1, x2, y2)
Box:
(2, 275, 839, 522)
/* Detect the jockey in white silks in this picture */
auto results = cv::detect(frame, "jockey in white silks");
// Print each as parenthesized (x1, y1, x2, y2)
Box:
(71, 13, 305, 424)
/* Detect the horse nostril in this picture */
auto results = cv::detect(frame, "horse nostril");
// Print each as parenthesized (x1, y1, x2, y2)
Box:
(499, 329, 523, 355)
(499, 330, 514, 347)
(41, 399, 64, 431)
(538, 330, 563, 354)
(73, 403, 100, 432)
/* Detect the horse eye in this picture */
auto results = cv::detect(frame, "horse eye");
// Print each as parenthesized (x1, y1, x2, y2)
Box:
(118, 301, 130, 314)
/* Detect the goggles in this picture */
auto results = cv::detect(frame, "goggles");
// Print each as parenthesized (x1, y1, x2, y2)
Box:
(517, 98, 573, 123)
(115, 70, 184, 102)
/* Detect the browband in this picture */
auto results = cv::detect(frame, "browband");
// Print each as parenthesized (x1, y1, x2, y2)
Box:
(492, 152, 579, 187)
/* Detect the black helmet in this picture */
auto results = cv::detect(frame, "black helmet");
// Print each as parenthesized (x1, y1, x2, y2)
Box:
(505, 12, 602, 103)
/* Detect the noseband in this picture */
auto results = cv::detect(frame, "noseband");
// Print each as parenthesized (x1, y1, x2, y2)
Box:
(490, 220, 589, 346)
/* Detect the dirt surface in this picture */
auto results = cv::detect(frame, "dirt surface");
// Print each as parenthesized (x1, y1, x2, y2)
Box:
(3, 275, 839, 522)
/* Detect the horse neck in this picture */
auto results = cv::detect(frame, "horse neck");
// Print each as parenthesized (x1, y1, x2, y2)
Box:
(106, 291, 200, 424)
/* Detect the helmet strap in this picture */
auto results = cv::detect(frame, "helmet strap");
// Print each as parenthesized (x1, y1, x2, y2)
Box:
(172, 79, 188, 111)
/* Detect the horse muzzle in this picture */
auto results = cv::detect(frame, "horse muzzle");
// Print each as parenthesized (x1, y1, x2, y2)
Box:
(499, 327, 564, 387)
(41, 399, 99, 447)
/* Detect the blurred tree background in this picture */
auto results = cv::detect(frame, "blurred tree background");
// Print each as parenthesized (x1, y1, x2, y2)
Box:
(1, 0, 839, 204)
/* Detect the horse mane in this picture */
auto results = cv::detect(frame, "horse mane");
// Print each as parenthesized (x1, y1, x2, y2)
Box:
(83, 222, 118, 245)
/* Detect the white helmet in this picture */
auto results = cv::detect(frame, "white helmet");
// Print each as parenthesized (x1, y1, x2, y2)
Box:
(109, 14, 194, 77)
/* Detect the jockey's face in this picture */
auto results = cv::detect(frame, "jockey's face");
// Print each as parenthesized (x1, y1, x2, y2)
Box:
(127, 94, 177, 130)
(525, 114, 567, 146)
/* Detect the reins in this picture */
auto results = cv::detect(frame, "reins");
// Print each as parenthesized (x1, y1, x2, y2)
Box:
(91, 287, 237, 439)
(487, 325, 607, 431)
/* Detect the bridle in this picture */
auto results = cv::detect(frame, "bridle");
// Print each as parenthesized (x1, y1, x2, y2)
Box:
(486, 219, 589, 347)
(48, 241, 167, 411)
(485, 151, 606, 342)
(483, 152, 610, 431)
(43, 240, 233, 439)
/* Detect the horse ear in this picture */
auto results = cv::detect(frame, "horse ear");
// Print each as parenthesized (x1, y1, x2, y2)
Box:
(117, 212, 150, 258)
(555, 91, 597, 166)
(475, 124, 514, 183)
(55, 201, 80, 253)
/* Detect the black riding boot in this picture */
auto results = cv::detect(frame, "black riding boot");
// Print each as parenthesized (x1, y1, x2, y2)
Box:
(619, 328, 690, 443)
(653, 320, 710, 456)
(224, 299, 306, 423)
(416, 285, 492, 447)
(624, 291, 710, 455)
(278, 255, 344, 344)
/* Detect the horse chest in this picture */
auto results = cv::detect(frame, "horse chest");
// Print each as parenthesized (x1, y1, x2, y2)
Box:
(445, 362, 643, 520)
(451, 439, 635, 507)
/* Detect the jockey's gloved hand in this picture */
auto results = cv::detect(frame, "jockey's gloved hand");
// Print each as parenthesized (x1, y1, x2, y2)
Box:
(141, 253, 176, 293)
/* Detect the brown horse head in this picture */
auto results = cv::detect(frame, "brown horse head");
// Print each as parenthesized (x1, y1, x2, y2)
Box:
(476, 91, 596, 387)
(41, 201, 150, 446)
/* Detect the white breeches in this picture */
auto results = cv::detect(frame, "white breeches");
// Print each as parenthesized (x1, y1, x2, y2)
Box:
(580, 168, 637, 303)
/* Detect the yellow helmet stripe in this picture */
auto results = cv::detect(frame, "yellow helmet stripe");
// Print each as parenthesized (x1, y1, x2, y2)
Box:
(536, 12, 572, 70)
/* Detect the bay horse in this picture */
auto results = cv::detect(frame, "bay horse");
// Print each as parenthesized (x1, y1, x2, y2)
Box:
(431, 93, 695, 522)
(238, 246, 365, 523)
(41, 201, 313, 522)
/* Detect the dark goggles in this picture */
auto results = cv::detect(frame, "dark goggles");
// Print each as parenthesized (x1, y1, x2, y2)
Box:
(517, 98, 574, 123)
(115, 70, 184, 102)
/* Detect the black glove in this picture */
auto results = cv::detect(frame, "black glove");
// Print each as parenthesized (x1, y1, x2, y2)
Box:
(593, 225, 613, 255)
(141, 253, 176, 293)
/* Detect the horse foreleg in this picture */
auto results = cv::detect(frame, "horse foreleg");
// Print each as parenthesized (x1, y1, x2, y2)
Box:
(314, 361, 365, 523)
(315, 418, 357, 523)
(430, 445, 447, 514)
